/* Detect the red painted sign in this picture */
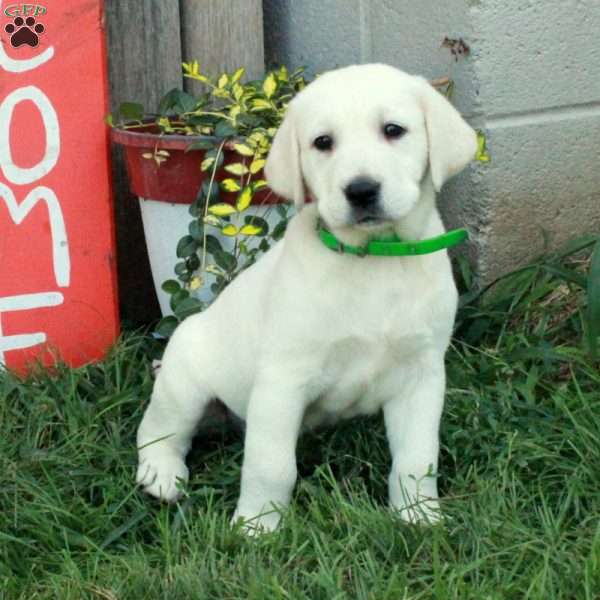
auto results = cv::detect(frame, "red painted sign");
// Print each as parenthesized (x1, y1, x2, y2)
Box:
(0, 1, 119, 373)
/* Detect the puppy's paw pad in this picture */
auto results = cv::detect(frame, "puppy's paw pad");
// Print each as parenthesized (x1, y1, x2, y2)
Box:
(136, 454, 188, 503)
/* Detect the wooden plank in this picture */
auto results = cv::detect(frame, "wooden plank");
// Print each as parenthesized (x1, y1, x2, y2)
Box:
(104, 0, 184, 323)
(105, 1, 184, 109)
(180, 0, 264, 95)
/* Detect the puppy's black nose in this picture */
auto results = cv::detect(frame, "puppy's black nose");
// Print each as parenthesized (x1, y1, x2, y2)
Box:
(344, 177, 381, 208)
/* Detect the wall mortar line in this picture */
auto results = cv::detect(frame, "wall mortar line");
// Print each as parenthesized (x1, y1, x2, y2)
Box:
(486, 100, 600, 129)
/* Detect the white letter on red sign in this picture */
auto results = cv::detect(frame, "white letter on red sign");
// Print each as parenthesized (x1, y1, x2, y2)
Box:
(0, 292, 64, 365)
(0, 182, 70, 287)
(0, 86, 60, 185)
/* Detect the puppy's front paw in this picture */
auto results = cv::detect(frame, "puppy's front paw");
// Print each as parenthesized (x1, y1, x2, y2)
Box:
(390, 472, 442, 525)
(394, 497, 442, 525)
(231, 507, 281, 536)
(136, 451, 189, 503)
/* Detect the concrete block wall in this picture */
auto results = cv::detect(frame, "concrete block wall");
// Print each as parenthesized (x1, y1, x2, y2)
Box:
(263, 0, 600, 280)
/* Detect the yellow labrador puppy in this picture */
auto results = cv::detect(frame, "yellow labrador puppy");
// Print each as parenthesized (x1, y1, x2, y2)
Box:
(136, 63, 477, 532)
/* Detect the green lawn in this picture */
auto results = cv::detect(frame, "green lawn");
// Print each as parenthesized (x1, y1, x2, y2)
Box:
(1, 239, 600, 599)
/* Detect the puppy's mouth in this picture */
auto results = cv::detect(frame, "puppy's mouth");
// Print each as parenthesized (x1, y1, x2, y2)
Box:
(356, 215, 382, 225)
(353, 213, 389, 229)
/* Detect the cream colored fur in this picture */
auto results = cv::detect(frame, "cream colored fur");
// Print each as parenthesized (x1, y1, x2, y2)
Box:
(136, 63, 477, 533)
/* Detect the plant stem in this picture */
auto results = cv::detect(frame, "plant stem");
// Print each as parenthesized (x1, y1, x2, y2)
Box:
(200, 140, 227, 276)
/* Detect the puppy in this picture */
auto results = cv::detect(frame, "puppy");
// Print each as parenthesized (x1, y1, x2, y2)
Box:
(136, 63, 477, 532)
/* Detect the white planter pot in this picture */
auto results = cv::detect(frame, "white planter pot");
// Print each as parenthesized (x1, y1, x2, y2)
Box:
(138, 198, 287, 316)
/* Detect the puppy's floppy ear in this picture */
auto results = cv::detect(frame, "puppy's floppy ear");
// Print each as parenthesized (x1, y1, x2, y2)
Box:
(418, 79, 477, 191)
(265, 103, 305, 209)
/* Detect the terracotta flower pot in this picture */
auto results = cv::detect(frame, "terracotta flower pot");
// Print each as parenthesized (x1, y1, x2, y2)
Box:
(111, 124, 280, 205)
(111, 125, 286, 315)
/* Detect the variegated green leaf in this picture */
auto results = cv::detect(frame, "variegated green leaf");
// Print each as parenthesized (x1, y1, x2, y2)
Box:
(231, 67, 245, 83)
(278, 66, 289, 82)
(221, 224, 238, 236)
(251, 99, 272, 111)
(212, 88, 230, 99)
(233, 83, 244, 101)
(221, 178, 241, 193)
(247, 131, 267, 148)
(186, 72, 209, 83)
(189, 276, 203, 291)
(205, 264, 225, 276)
(182, 60, 201, 77)
(208, 203, 237, 217)
(157, 117, 172, 130)
(250, 159, 266, 174)
(263, 73, 277, 98)
(203, 214, 221, 227)
(239, 224, 262, 236)
(224, 162, 250, 176)
(233, 143, 255, 157)
(217, 73, 229, 89)
(182, 61, 209, 82)
(200, 157, 215, 172)
(236, 186, 253, 212)
(252, 179, 268, 191)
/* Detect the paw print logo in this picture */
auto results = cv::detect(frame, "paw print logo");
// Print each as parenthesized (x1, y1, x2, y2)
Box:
(5, 16, 45, 48)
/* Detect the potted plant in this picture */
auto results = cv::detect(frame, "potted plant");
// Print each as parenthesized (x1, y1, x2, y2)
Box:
(110, 63, 308, 336)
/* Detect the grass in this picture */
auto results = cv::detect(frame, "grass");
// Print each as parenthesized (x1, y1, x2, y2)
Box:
(1, 238, 600, 599)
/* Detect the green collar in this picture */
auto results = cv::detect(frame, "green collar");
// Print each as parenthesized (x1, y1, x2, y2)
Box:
(318, 223, 469, 257)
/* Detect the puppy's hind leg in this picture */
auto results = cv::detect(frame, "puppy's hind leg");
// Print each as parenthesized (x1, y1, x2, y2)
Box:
(136, 362, 212, 502)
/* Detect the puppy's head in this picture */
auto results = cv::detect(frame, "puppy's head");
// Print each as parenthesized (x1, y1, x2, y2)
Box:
(265, 64, 477, 232)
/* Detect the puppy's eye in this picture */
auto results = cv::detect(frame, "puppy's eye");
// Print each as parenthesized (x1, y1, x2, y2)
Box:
(313, 135, 333, 151)
(383, 123, 407, 140)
